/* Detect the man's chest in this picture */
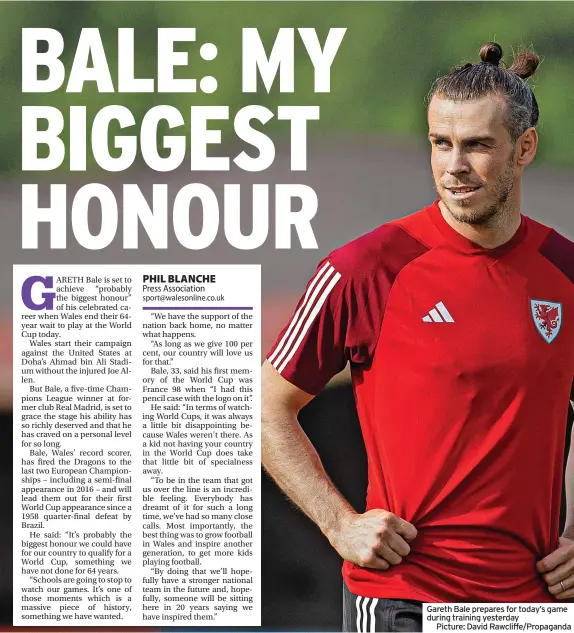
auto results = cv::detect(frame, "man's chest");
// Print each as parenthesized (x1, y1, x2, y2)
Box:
(375, 250, 574, 384)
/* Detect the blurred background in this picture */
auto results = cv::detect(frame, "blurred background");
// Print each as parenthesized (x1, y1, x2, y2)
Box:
(2, 1, 574, 629)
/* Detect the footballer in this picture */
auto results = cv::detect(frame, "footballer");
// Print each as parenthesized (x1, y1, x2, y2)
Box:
(261, 43, 574, 632)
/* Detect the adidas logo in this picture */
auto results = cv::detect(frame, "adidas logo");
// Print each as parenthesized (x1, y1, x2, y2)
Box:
(422, 301, 454, 323)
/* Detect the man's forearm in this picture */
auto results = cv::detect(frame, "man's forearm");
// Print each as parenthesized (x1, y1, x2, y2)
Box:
(260, 363, 417, 571)
(261, 398, 356, 542)
(563, 409, 574, 539)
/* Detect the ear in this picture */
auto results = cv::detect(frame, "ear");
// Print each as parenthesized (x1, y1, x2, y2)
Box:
(516, 127, 538, 166)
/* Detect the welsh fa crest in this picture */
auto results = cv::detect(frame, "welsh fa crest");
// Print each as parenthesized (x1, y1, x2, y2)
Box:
(530, 299, 562, 343)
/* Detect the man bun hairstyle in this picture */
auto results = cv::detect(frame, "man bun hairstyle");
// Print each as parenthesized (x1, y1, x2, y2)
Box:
(479, 42, 503, 66)
(508, 49, 540, 80)
(428, 42, 540, 141)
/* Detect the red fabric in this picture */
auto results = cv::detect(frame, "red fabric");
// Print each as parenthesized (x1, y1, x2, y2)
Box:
(267, 224, 429, 394)
(267, 200, 574, 602)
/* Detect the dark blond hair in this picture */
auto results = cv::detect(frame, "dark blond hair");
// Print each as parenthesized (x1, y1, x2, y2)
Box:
(428, 42, 540, 141)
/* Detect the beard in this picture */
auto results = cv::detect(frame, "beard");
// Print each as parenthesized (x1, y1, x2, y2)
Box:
(437, 155, 516, 227)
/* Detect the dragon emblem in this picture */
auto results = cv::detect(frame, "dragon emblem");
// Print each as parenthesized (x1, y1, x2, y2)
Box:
(530, 300, 562, 343)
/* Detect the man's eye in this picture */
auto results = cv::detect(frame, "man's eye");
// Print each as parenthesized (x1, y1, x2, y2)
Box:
(434, 140, 450, 148)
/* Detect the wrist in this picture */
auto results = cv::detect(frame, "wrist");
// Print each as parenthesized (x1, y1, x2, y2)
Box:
(322, 506, 357, 548)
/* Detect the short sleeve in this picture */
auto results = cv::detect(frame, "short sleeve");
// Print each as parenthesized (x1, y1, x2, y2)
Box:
(266, 224, 429, 394)
(266, 259, 349, 395)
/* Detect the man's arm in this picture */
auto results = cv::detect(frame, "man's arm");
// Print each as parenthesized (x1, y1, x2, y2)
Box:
(536, 384, 574, 599)
(564, 390, 574, 539)
(261, 360, 417, 570)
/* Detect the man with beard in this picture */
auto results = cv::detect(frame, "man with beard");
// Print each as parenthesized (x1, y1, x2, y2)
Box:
(261, 42, 574, 631)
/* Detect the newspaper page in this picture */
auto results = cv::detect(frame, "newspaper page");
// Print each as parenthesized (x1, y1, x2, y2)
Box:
(6, 2, 574, 633)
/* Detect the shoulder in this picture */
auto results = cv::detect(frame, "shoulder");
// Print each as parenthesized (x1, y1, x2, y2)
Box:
(527, 216, 574, 283)
(326, 208, 431, 283)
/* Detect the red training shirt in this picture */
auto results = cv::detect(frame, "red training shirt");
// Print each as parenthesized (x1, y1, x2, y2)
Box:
(267, 200, 574, 602)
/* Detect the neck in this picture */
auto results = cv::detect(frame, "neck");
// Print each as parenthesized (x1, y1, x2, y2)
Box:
(438, 198, 522, 249)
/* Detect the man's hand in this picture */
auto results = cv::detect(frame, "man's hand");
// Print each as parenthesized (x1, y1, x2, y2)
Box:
(536, 537, 574, 599)
(328, 509, 418, 570)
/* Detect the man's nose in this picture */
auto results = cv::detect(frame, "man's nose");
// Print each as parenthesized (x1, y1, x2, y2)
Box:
(446, 149, 470, 176)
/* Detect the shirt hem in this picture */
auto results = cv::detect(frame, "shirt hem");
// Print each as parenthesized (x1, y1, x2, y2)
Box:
(343, 577, 436, 603)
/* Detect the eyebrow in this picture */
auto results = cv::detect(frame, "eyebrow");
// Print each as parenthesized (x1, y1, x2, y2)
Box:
(428, 133, 497, 144)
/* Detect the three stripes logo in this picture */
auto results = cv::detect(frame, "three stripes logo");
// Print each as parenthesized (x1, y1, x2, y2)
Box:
(355, 596, 379, 633)
(422, 301, 454, 323)
(268, 261, 341, 374)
